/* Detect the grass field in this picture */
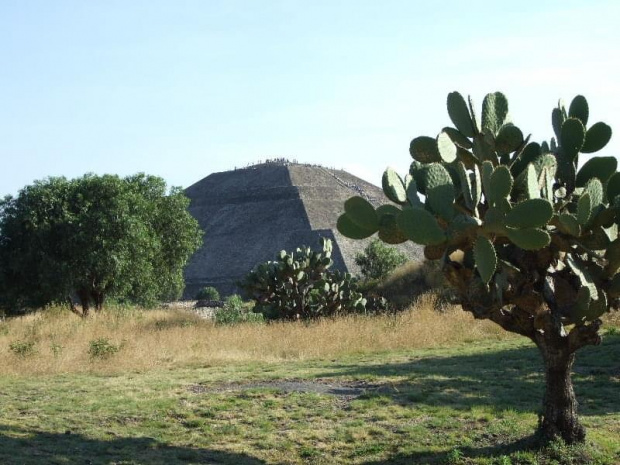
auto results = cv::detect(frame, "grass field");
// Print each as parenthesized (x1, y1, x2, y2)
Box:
(1, 301, 619, 464)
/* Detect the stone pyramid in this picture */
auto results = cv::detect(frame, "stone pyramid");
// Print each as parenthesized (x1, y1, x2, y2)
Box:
(183, 161, 424, 297)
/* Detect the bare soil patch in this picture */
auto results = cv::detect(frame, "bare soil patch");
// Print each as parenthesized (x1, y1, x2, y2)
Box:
(189, 378, 395, 400)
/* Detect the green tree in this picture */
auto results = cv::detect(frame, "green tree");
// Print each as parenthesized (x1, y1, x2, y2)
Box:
(0, 173, 202, 315)
(355, 239, 407, 280)
(337, 92, 617, 444)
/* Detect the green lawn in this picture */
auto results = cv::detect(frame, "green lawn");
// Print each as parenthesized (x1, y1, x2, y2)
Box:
(1, 335, 619, 464)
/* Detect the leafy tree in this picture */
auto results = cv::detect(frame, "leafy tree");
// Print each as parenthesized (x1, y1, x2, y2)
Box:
(337, 92, 617, 443)
(0, 173, 202, 315)
(355, 239, 407, 280)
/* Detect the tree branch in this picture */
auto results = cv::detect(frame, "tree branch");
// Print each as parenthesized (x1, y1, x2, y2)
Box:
(568, 319, 603, 353)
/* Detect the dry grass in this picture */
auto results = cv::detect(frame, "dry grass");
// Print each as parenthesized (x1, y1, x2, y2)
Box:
(374, 260, 449, 309)
(2, 296, 618, 378)
(0, 295, 516, 377)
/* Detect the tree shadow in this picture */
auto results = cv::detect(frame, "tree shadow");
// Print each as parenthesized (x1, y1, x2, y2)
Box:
(360, 432, 602, 465)
(0, 424, 266, 465)
(317, 334, 620, 416)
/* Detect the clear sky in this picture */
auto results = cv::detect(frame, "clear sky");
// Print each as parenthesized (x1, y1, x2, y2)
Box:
(1, 1, 619, 197)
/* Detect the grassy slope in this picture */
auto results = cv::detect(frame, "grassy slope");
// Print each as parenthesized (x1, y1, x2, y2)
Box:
(0, 323, 619, 464)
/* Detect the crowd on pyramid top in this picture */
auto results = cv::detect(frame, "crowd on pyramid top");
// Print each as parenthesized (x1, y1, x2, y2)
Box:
(235, 158, 333, 169)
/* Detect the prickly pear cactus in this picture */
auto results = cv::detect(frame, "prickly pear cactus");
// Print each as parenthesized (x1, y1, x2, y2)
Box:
(339, 92, 619, 443)
(339, 92, 619, 328)
(241, 238, 367, 320)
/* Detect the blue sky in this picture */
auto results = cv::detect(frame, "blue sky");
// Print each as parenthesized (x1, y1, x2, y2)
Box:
(1, 1, 619, 196)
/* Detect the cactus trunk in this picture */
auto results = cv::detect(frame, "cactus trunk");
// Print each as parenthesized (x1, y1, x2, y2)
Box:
(537, 339, 585, 444)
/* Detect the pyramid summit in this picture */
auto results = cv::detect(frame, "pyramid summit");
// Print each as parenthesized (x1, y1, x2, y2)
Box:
(183, 160, 423, 297)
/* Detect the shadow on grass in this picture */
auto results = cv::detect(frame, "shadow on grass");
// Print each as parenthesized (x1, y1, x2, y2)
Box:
(362, 435, 540, 465)
(0, 424, 265, 465)
(318, 334, 620, 416)
(360, 434, 604, 465)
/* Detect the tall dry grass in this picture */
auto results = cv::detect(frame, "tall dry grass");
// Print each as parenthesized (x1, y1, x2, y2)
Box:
(0, 295, 513, 377)
(4, 294, 598, 377)
(12, 295, 620, 375)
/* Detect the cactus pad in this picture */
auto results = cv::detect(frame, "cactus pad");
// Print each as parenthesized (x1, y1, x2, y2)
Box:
(447, 91, 475, 137)
(605, 239, 620, 277)
(495, 124, 524, 154)
(576, 156, 617, 187)
(568, 95, 589, 126)
(489, 165, 513, 206)
(410, 136, 441, 164)
(581, 122, 612, 153)
(482, 92, 509, 135)
(426, 163, 455, 220)
(337, 214, 375, 239)
(377, 209, 408, 244)
(511, 142, 541, 178)
(558, 213, 581, 237)
(577, 192, 592, 225)
(397, 207, 446, 245)
(382, 167, 407, 204)
(505, 198, 553, 229)
(606, 172, 620, 204)
(552, 107, 566, 142)
(560, 118, 586, 160)
(474, 235, 497, 284)
(585, 178, 604, 209)
(442, 126, 473, 149)
(437, 132, 458, 163)
(344, 196, 378, 231)
(506, 227, 551, 250)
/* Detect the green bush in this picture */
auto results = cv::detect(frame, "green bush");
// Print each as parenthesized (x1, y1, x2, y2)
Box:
(355, 239, 407, 280)
(9, 339, 37, 357)
(88, 337, 121, 359)
(195, 286, 220, 301)
(214, 295, 264, 325)
(372, 260, 456, 310)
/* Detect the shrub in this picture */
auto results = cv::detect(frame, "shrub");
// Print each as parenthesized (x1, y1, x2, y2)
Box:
(195, 286, 220, 301)
(214, 295, 264, 325)
(88, 337, 121, 359)
(241, 238, 367, 320)
(355, 239, 408, 280)
(9, 339, 37, 357)
(374, 260, 456, 310)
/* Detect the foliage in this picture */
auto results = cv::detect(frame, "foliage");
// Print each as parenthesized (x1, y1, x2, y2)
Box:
(195, 286, 220, 301)
(88, 337, 122, 359)
(214, 294, 264, 325)
(355, 239, 408, 280)
(337, 91, 617, 443)
(373, 260, 456, 310)
(9, 339, 37, 357)
(0, 173, 202, 315)
(241, 238, 368, 320)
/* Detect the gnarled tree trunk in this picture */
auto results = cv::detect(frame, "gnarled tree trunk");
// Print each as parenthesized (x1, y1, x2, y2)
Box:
(77, 288, 90, 317)
(92, 291, 105, 312)
(444, 260, 603, 445)
(537, 342, 585, 444)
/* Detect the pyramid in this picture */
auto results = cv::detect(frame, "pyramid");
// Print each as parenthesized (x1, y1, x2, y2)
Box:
(183, 161, 424, 297)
